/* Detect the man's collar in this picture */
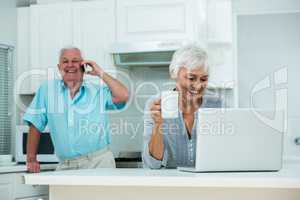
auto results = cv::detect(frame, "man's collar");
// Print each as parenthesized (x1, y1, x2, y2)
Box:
(59, 79, 87, 91)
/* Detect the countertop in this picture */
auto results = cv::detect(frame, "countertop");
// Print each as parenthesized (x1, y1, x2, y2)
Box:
(24, 162, 300, 189)
(0, 163, 58, 174)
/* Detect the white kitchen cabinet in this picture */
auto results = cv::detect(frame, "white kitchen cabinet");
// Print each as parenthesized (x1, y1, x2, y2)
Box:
(17, 8, 32, 95)
(26, 1, 116, 93)
(72, 1, 116, 84)
(116, 0, 232, 44)
(0, 174, 13, 200)
(205, 0, 234, 90)
(115, 0, 234, 89)
(12, 173, 48, 199)
(116, 0, 202, 42)
(207, 0, 233, 44)
(73, 1, 115, 68)
(18, 0, 234, 94)
(30, 3, 72, 69)
(29, 3, 73, 93)
(0, 172, 48, 200)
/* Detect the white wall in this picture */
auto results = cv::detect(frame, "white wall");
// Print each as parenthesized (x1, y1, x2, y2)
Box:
(108, 67, 172, 156)
(233, 0, 300, 159)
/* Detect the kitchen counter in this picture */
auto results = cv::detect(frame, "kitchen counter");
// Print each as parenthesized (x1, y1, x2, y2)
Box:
(23, 162, 300, 200)
(24, 162, 300, 188)
(0, 163, 57, 174)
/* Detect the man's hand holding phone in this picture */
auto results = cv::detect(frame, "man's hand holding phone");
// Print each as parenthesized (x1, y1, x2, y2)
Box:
(81, 60, 105, 78)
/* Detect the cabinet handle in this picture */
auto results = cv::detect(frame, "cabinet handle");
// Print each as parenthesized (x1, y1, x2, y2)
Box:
(294, 137, 300, 145)
(158, 41, 181, 48)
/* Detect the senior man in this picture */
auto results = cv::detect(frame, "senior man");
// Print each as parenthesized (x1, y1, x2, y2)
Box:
(23, 46, 129, 173)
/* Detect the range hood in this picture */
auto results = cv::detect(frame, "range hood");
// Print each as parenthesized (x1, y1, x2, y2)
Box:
(110, 41, 187, 67)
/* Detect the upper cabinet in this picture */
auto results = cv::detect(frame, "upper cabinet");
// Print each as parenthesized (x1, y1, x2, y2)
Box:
(17, 0, 233, 94)
(72, 1, 116, 84)
(30, 3, 73, 69)
(205, 0, 234, 89)
(29, 4, 72, 93)
(116, 0, 201, 42)
(115, 0, 234, 89)
(26, 1, 116, 93)
(29, 3, 73, 92)
(72, 1, 115, 68)
(116, 0, 232, 45)
(207, 0, 232, 44)
(17, 8, 31, 95)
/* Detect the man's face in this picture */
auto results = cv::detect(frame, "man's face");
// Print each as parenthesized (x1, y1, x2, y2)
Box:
(176, 66, 208, 102)
(58, 49, 84, 82)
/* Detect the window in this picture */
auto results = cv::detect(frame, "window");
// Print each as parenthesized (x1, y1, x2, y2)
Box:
(0, 44, 13, 154)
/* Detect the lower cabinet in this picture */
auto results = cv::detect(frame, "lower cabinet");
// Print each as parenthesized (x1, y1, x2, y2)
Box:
(0, 174, 13, 200)
(0, 173, 48, 200)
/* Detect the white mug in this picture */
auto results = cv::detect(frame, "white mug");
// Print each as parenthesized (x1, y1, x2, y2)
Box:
(161, 91, 179, 119)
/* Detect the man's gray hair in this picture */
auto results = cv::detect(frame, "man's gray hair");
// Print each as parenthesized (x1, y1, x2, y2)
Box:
(169, 44, 209, 79)
(58, 45, 83, 61)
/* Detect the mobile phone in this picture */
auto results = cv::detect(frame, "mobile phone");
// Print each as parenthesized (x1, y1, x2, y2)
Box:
(81, 63, 93, 73)
(80, 64, 86, 73)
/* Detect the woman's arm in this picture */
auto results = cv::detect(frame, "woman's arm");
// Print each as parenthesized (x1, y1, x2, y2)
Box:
(143, 98, 169, 169)
(148, 99, 164, 160)
(148, 123, 164, 160)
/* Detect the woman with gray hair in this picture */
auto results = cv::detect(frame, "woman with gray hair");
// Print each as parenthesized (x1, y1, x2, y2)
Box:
(142, 44, 221, 169)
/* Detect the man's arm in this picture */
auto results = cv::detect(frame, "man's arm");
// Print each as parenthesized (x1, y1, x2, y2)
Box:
(101, 72, 129, 103)
(26, 125, 41, 173)
(81, 60, 129, 103)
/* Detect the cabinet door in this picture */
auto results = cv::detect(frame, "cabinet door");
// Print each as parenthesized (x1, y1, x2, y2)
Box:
(13, 173, 48, 199)
(207, 0, 232, 44)
(73, 1, 116, 84)
(30, 3, 72, 92)
(0, 174, 13, 200)
(17, 7, 32, 95)
(116, 0, 198, 42)
(206, 0, 234, 89)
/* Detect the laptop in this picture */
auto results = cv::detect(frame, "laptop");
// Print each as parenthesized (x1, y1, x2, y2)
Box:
(178, 108, 284, 172)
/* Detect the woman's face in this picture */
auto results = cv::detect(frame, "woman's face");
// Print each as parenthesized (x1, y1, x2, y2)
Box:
(176, 66, 208, 103)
